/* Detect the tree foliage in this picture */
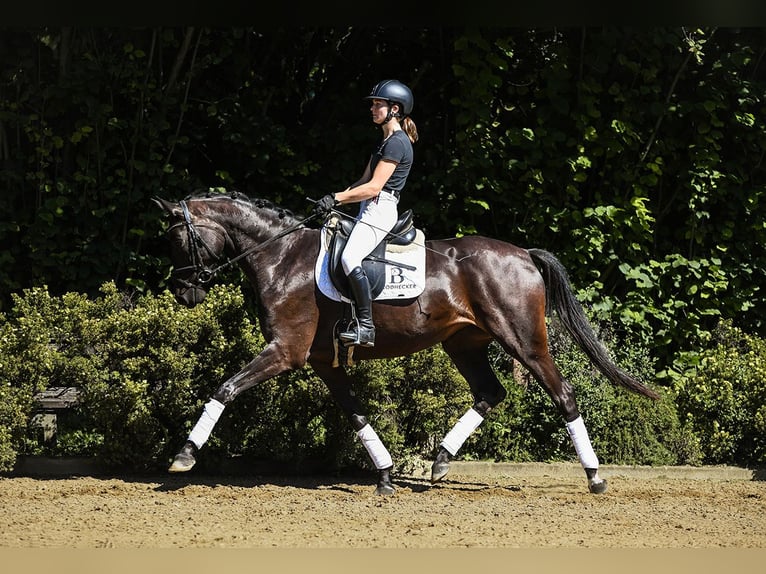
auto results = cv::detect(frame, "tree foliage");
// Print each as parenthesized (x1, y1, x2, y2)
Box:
(1, 26, 764, 383)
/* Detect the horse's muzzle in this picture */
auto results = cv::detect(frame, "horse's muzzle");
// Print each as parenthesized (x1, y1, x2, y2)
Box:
(175, 285, 208, 307)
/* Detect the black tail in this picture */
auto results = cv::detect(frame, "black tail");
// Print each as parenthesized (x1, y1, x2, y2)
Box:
(528, 248, 660, 400)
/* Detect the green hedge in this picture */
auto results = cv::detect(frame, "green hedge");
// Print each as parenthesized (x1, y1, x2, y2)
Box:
(2, 283, 763, 475)
(0, 282, 266, 471)
(673, 319, 766, 466)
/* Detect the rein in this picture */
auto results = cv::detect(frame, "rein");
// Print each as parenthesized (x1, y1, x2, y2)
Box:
(171, 199, 318, 287)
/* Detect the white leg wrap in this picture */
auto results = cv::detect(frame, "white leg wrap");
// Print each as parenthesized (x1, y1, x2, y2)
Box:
(440, 407, 485, 456)
(566, 415, 599, 469)
(187, 399, 225, 450)
(357, 424, 393, 470)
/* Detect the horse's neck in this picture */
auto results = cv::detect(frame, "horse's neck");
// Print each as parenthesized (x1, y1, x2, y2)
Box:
(220, 206, 300, 256)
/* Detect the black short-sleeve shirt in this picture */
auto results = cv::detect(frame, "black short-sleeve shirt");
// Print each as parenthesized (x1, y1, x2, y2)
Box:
(369, 130, 413, 198)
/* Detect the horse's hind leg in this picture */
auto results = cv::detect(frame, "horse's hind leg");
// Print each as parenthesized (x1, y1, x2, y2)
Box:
(310, 360, 395, 496)
(515, 337, 608, 494)
(433, 328, 508, 483)
(478, 290, 606, 492)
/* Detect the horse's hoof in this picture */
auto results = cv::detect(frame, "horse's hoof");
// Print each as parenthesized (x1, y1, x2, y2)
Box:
(375, 483, 396, 496)
(588, 479, 608, 494)
(375, 466, 395, 495)
(430, 447, 452, 483)
(430, 460, 450, 483)
(168, 452, 196, 473)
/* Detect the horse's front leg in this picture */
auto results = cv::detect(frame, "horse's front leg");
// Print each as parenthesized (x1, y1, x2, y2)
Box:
(169, 342, 300, 473)
(310, 360, 395, 496)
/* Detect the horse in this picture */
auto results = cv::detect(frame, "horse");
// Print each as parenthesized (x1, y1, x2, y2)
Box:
(153, 191, 659, 495)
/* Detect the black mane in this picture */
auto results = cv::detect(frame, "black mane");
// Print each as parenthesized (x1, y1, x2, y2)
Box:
(183, 189, 304, 227)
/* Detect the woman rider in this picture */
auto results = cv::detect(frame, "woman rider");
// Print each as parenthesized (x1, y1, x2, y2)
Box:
(313, 79, 419, 347)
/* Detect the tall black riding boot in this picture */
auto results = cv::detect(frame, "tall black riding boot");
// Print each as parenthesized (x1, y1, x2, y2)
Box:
(340, 266, 376, 347)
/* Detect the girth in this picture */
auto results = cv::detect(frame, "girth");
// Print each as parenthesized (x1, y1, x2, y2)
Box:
(327, 209, 417, 299)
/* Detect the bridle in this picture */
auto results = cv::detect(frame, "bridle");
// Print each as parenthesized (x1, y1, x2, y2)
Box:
(168, 199, 316, 290)
(168, 200, 226, 289)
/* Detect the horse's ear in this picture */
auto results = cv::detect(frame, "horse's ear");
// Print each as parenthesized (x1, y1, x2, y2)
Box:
(152, 196, 182, 217)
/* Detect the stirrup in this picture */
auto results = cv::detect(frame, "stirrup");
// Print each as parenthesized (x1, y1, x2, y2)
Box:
(339, 320, 375, 347)
(339, 331, 375, 347)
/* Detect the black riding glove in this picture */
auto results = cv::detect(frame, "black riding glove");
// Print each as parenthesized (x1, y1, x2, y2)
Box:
(313, 193, 337, 217)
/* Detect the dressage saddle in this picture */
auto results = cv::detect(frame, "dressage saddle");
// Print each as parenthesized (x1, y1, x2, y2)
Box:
(326, 209, 418, 300)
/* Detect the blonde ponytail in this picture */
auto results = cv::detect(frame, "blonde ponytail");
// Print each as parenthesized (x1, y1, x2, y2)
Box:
(402, 116, 419, 144)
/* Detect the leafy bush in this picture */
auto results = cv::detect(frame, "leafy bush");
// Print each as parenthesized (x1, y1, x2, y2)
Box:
(80, 283, 267, 471)
(674, 319, 766, 466)
(3, 283, 762, 475)
(207, 365, 345, 473)
(0, 282, 266, 472)
(0, 287, 95, 470)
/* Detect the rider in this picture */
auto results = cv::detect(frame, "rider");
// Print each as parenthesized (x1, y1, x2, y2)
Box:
(313, 79, 419, 347)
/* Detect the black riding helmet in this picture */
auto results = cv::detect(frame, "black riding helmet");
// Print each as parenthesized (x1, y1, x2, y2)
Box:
(364, 79, 414, 120)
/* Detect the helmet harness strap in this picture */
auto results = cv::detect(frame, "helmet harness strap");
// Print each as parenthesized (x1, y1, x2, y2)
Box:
(383, 101, 401, 125)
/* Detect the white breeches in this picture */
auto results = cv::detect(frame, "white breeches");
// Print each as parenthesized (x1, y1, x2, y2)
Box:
(340, 195, 398, 275)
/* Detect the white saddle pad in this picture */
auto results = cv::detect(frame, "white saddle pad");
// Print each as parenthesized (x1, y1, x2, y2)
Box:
(314, 220, 427, 302)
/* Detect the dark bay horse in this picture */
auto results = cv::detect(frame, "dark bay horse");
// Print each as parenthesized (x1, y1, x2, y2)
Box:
(154, 191, 659, 495)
